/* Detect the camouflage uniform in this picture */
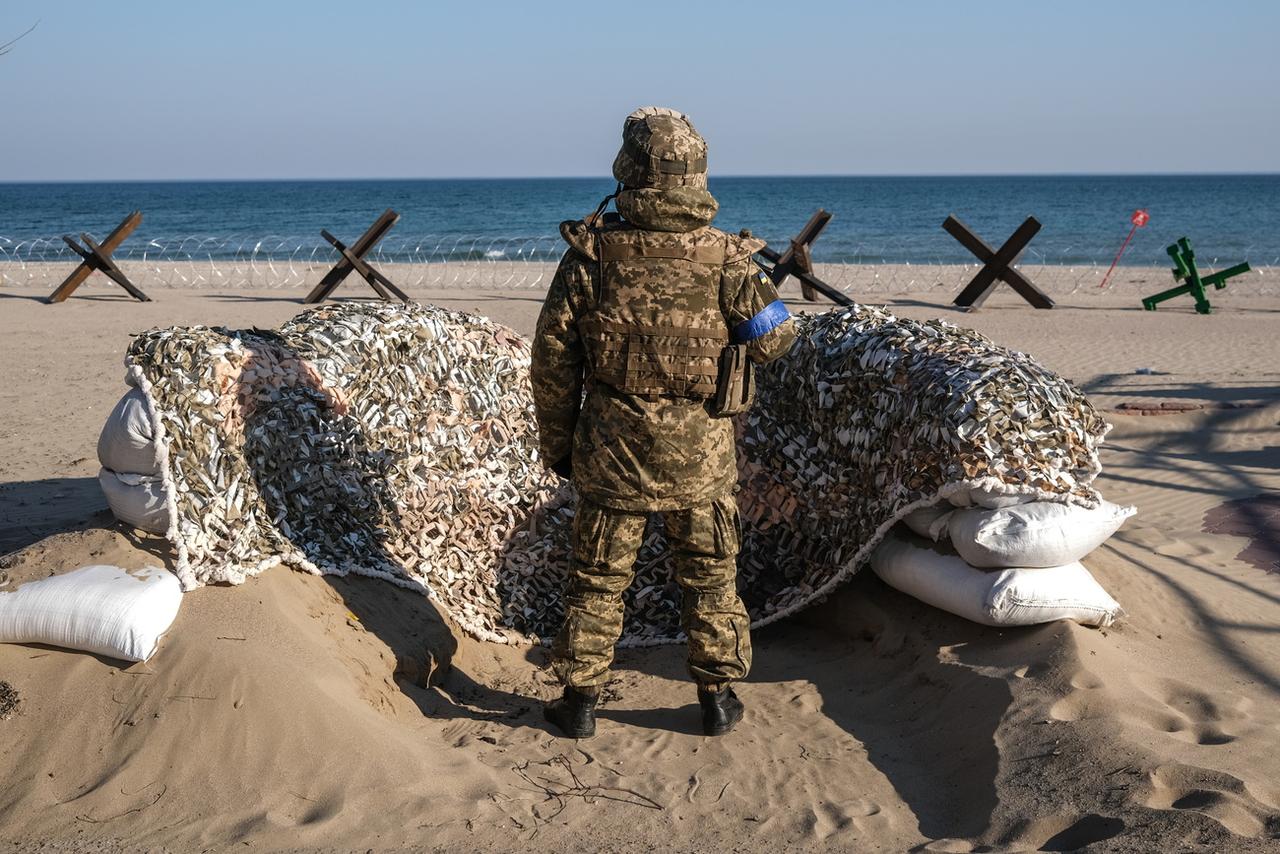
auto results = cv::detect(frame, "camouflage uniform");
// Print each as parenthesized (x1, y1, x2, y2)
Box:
(531, 107, 796, 693)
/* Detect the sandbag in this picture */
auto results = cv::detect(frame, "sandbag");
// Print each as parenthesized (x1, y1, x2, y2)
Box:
(0, 565, 183, 662)
(98, 388, 163, 476)
(902, 503, 953, 541)
(949, 499, 1136, 568)
(98, 468, 171, 535)
(871, 529, 1124, 628)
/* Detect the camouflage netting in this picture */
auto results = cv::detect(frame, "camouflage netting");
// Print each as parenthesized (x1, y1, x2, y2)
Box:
(0, 681, 18, 720)
(124, 302, 1110, 645)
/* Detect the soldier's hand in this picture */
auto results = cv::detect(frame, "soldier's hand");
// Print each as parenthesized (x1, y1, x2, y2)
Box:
(551, 455, 573, 480)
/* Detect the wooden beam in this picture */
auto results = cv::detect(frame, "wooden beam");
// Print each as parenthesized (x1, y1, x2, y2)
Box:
(321, 229, 410, 302)
(757, 209, 853, 307)
(47, 211, 143, 303)
(305, 209, 401, 303)
(322, 231, 394, 300)
(945, 215, 1053, 310)
(80, 234, 151, 302)
(756, 245, 852, 306)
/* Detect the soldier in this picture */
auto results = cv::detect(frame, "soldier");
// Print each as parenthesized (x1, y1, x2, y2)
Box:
(531, 107, 796, 738)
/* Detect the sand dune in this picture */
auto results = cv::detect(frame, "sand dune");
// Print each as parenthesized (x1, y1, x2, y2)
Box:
(2, 286, 1279, 851)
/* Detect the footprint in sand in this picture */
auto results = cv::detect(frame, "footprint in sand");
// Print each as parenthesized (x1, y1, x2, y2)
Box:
(1012, 659, 1056, 681)
(1069, 670, 1104, 691)
(1050, 671, 1249, 747)
(1142, 763, 1280, 838)
(1132, 676, 1250, 746)
(294, 791, 346, 825)
(999, 813, 1127, 852)
(1046, 668, 1108, 723)
(247, 789, 347, 832)
(802, 798, 883, 841)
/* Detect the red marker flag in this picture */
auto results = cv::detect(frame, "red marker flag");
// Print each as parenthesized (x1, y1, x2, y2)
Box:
(1099, 209, 1150, 289)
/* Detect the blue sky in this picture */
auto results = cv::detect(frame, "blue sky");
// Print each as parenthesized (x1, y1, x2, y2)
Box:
(2, 1, 1276, 180)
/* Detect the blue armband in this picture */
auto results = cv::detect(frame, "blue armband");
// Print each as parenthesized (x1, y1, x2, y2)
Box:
(733, 299, 790, 342)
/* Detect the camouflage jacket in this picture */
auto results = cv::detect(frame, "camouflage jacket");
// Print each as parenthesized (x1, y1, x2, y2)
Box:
(531, 187, 796, 512)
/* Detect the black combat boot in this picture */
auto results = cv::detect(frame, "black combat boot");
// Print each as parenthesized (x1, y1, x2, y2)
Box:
(698, 684, 744, 736)
(543, 687, 599, 738)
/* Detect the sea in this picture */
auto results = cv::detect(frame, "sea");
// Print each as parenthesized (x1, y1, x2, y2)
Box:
(1, 175, 1276, 267)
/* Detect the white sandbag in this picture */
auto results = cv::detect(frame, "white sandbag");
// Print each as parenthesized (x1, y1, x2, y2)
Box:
(0, 565, 182, 662)
(949, 499, 1136, 568)
(871, 530, 1124, 628)
(97, 387, 163, 476)
(98, 468, 171, 535)
(902, 503, 953, 541)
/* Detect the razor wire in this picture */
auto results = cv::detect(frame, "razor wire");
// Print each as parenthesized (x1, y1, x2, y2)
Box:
(0, 233, 1275, 297)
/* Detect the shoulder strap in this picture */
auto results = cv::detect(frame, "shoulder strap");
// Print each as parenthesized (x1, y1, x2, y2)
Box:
(582, 186, 620, 307)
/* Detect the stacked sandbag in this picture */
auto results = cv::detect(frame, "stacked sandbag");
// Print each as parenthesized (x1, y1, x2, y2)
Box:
(97, 386, 172, 535)
(880, 489, 1134, 627)
(948, 499, 1135, 568)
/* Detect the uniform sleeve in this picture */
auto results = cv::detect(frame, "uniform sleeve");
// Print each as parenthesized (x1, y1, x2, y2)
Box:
(530, 251, 588, 470)
(725, 261, 796, 364)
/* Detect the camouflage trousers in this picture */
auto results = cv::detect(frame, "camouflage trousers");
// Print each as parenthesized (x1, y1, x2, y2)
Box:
(551, 492, 752, 691)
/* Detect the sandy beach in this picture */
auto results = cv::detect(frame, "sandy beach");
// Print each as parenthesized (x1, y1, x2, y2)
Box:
(2, 283, 1279, 852)
(4, 259, 1278, 301)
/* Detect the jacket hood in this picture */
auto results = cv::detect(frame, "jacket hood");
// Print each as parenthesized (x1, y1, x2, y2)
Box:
(616, 186, 718, 233)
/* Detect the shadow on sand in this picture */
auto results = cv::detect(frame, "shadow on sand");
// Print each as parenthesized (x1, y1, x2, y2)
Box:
(601, 570, 1011, 841)
(229, 332, 549, 733)
(0, 476, 106, 554)
(1098, 402, 1280, 693)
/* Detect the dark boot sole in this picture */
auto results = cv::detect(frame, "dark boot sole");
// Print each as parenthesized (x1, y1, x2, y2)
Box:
(701, 691, 745, 736)
(703, 708, 744, 736)
(703, 720, 740, 736)
(543, 707, 596, 739)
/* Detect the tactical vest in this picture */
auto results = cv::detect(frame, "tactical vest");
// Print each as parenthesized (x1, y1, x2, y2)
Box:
(577, 225, 732, 399)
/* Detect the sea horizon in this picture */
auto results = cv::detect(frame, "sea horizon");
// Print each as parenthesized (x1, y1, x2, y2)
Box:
(4, 170, 1279, 184)
(3, 174, 1277, 267)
